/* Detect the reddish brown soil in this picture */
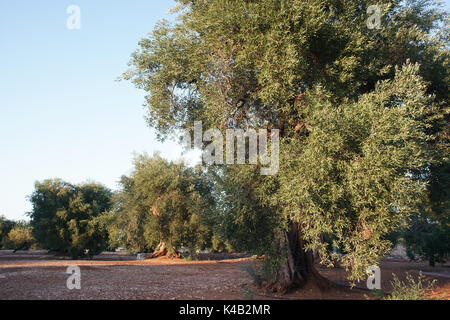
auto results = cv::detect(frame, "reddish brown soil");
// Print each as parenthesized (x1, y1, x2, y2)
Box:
(0, 250, 448, 300)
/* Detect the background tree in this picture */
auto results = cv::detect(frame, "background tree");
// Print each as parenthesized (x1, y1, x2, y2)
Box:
(28, 179, 113, 259)
(0, 215, 15, 249)
(209, 165, 280, 255)
(403, 213, 450, 266)
(403, 116, 450, 266)
(5, 221, 35, 252)
(124, 0, 449, 292)
(111, 153, 215, 257)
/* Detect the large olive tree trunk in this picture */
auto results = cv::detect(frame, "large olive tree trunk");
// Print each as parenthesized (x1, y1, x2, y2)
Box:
(264, 221, 331, 293)
(146, 241, 181, 259)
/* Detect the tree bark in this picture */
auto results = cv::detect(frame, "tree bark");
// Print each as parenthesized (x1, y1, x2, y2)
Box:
(146, 241, 181, 259)
(264, 221, 331, 293)
(429, 256, 435, 267)
(146, 241, 168, 258)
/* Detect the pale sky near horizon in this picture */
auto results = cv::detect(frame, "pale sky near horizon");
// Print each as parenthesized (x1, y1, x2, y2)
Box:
(0, 0, 190, 221)
(0, 1, 449, 221)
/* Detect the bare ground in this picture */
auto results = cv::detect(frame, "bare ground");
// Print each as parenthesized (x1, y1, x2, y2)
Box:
(0, 250, 448, 300)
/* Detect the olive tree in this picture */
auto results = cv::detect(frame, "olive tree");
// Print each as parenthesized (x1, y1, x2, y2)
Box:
(124, 0, 448, 292)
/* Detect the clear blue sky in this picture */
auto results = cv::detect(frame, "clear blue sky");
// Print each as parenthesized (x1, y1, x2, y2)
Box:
(0, 0, 186, 221)
(0, 1, 448, 221)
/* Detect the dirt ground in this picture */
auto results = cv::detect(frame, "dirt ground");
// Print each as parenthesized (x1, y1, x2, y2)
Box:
(0, 250, 448, 300)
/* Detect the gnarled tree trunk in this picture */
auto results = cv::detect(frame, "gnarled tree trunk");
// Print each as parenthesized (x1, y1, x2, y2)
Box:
(264, 221, 331, 294)
(146, 241, 168, 258)
(146, 241, 181, 259)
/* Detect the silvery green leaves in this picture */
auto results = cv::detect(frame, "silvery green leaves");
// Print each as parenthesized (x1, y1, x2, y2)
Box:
(367, 5, 381, 29)
(277, 62, 434, 281)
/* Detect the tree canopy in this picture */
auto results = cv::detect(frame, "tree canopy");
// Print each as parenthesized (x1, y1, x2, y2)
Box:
(108, 154, 216, 256)
(0, 215, 16, 249)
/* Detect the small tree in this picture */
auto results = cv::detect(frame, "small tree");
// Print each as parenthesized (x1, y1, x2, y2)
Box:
(0, 215, 15, 249)
(6, 223, 35, 252)
(28, 179, 113, 259)
(404, 213, 450, 266)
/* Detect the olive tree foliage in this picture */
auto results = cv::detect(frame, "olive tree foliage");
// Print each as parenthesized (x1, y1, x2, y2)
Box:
(5, 221, 35, 252)
(0, 215, 16, 249)
(402, 112, 450, 266)
(108, 154, 215, 255)
(124, 0, 448, 288)
(28, 179, 113, 259)
(278, 65, 436, 276)
(0, 217, 36, 251)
